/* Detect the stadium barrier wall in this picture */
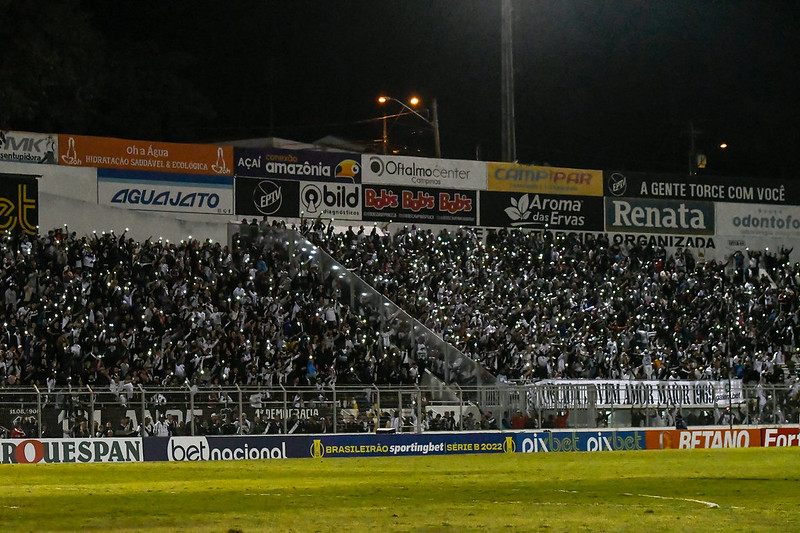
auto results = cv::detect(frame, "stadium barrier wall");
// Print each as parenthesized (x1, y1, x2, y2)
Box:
(4, 427, 797, 463)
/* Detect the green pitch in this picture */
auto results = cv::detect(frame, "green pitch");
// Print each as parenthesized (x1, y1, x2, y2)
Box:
(1, 448, 798, 532)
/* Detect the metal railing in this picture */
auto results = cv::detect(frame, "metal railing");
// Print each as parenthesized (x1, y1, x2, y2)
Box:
(1, 380, 797, 439)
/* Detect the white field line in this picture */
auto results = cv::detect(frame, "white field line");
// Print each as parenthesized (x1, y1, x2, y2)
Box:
(624, 492, 720, 508)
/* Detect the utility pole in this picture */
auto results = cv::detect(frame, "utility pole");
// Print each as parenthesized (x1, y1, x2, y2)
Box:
(432, 98, 441, 159)
(688, 120, 701, 175)
(501, 0, 517, 162)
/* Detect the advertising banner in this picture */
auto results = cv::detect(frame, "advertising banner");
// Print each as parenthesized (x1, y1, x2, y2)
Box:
(0, 131, 58, 164)
(300, 182, 361, 221)
(544, 230, 717, 255)
(235, 177, 300, 218)
(479, 191, 603, 230)
(0, 174, 38, 234)
(97, 168, 233, 215)
(515, 430, 646, 453)
(716, 202, 800, 238)
(645, 428, 761, 450)
(362, 154, 487, 190)
(604, 197, 715, 235)
(488, 162, 603, 196)
(534, 380, 744, 409)
(57, 134, 233, 176)
(0, 438, 143, 464)
(762, 428, 800, 447)
(140, 433, 516, 461)
(143, 436, 296, 462)
(605, 171, 796, 205)
(362, 185, 477, 225)
(235, 148, 361, 183)
(306, 432, 516, 458)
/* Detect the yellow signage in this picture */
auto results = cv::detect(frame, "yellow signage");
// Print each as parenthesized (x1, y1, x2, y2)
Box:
(488, 162, 603, 196)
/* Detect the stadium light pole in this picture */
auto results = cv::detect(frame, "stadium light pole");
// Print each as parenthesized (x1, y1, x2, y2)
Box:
(378, 96, 441, 158)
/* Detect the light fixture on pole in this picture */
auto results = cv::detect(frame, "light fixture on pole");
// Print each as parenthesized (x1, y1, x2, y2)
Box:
(377, 95, 441, 158)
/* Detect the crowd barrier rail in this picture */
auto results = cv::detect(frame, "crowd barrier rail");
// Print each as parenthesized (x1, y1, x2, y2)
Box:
(0, 381, 797, 441)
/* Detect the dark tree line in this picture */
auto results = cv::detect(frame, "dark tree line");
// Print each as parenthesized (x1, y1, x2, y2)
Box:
(0, 0, 215, 141)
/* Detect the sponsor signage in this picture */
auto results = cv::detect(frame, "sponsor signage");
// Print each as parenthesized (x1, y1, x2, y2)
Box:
(57, 134, 233, 176)
(605, 171, 796, 205)
(0, 174, 38, 234)
(0, 131, 58, 164)
(0, 438, 142, 463)
(143, 436, 293, 462)
(545, 230, 716, 253)
(307, 433, 515, 458)
(516, 430, 646, 453)
(235, 148, 361, 183)
(97, 168, 233, 215)
(604, 197, 714, 235)
(479, 191, 603, 230)
(235, 177, 300, 218)
(488, 162, 603, 196)
(534, 380, 744, 409)
(716, 202, 800, 237)
(646, 428, 761, 450)
(762, 428, 800, 447)
(362, 185, 477, 225)
(362, 154, 487, 190)
(300, 182, 361, 220)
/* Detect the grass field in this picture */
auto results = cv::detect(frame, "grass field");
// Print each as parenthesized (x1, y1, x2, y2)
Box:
(1, 447, 798, 532)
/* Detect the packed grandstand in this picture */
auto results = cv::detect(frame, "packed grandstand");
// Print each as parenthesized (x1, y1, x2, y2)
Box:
(1, 218, 797, 395)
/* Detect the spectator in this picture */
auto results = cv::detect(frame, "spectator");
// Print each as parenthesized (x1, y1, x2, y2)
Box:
(511, 409, 529, 429)
(153, 414, 171, 436)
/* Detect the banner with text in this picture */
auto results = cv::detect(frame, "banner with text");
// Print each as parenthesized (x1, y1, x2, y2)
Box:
(235, 148, 361, 183)
(605, 197, 715, 235)
(645, 428, 761, 450)
(98, 168, 233, 215)
(488, 162, 603, 196)
(534, 380, 744, 409)
(0, 438, 143, 464)
(57, 134, 233, 176)
(300, 181, 361, 220)
(716, 202, 800, 238)
(0, 174, 38, 234)
(362, 154, 487, 190)
(762, 427, 800, 447)
(1, 131, 58, 165)
(546, 230, 717, 256)
(515, 430, 646, 453)
(604, 171, 796, 205)
(362, 185, 477, 225)
(306, 432, 516, 458)
(235, 177, 300, 218)
(479, 191, 603, 230)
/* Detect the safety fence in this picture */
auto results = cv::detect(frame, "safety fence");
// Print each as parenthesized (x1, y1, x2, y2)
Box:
(0, 380, 797, 440)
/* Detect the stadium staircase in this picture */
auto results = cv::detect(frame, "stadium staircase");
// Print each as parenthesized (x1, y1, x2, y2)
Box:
(237, 224, 506, 412)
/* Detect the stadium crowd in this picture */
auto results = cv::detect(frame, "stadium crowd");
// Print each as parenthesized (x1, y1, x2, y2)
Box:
(306, 220, 800, 387)
(0, 220, 798, 401)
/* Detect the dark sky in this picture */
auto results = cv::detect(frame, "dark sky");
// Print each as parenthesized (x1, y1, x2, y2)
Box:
(88, 0, 799, 178)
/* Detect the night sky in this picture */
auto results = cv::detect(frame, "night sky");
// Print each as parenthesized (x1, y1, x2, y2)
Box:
(54, 1, 800, 178)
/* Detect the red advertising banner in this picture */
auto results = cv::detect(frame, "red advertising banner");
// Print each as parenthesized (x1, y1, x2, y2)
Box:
(645, 428, 761, 449)
(762, 427, 800, 447)
(57, 134, 233, 176)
